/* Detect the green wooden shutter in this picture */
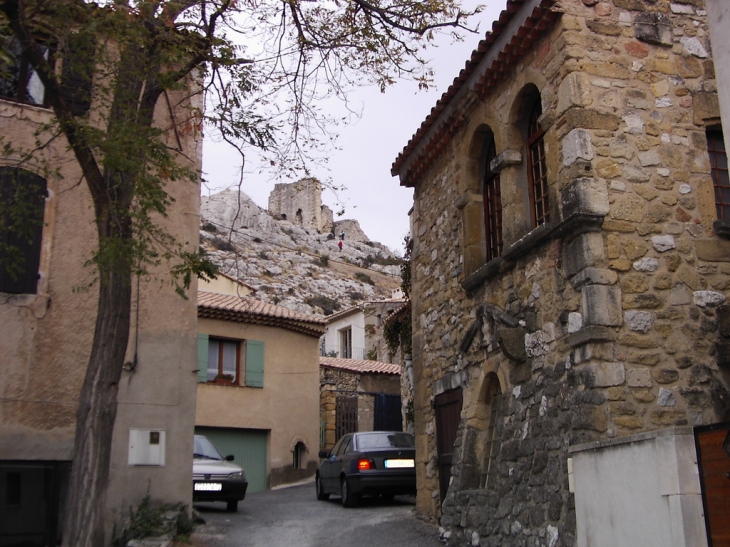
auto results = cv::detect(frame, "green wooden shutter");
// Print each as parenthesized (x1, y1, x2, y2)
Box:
(197, 333, 209, 383)
(245, 340, 265, 388)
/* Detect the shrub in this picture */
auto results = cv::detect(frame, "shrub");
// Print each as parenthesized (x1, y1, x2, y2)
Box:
(210, 236, 235, 252)
(354, 272, 374, 285)
(305, 295, 341, 315)
(201, 221, 217, 233)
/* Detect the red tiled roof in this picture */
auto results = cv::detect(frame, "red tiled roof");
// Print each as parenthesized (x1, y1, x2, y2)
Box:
(198, 291, 326, 338)
(391, 0, 558, 186)
(320, 356, 402, 375)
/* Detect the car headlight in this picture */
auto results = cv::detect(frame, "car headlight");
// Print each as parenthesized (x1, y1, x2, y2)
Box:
(228, 472, 243, 480)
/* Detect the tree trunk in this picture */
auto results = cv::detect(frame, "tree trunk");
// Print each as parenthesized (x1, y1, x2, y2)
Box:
(62, 262, 132, 547)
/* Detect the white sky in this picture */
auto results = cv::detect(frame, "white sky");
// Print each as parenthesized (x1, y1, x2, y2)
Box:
(201, 3, 506, 254)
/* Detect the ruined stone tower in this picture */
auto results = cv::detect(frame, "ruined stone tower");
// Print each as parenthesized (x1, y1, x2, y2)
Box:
(268, 178, 334, 233)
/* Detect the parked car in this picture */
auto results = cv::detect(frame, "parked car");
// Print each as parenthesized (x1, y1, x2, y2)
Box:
(192, 435, 248, 512)
(315, 431, 416, 507)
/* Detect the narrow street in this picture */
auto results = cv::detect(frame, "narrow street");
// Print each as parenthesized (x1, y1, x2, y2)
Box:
(191, 482, 443, 547)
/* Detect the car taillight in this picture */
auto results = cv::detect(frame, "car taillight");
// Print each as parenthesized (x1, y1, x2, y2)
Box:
(357, 459, 373, 470)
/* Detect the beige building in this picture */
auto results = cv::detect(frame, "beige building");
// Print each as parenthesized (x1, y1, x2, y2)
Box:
(392, 0, 730, 545)
(196, 279, 326, 492)
(0, 38, 201, 545)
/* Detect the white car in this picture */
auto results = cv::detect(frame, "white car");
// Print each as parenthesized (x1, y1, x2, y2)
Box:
(192, 435, 248, 512)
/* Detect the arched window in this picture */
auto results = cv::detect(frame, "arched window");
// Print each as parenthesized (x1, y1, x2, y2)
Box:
(293, 441, 306, 470)
(0, 167, 46, 294)
(482, 136, 503, 261)
(527, 99, 549, 227)
(479, 377, 502, 489)
(708, 129, 729, 221)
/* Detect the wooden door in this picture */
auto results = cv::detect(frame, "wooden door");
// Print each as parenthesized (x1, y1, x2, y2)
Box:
(696, 422, 730, 547)
(434, 388, 463, 504)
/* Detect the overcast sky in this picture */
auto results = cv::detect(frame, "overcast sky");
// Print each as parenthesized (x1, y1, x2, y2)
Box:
(201, 2, 506, 254)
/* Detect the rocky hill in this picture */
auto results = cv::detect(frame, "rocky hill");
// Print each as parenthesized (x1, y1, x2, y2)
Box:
(199, 188, 403, 316)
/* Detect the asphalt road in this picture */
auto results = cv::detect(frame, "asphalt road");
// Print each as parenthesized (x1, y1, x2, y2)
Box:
(191, 481, 443, 547)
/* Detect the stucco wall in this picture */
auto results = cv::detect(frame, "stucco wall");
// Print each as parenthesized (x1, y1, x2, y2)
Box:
(322, 309, 366, 358)
(196, 318, 321, 487)
(707, 0, 730, 135)
(0, 79, 201, 538)
(571, 428, 707, 547)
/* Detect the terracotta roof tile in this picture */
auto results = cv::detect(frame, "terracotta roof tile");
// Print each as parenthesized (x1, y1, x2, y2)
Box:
(320, 356, 401, 375)
(198, 291, 326, 338)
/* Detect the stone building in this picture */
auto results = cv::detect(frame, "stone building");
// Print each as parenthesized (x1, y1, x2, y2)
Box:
(268, 178, 334, 233)
(391, 0, 730, 545)
(319, 357, 402, 451)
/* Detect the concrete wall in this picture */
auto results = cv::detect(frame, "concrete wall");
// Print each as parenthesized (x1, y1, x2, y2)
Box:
(571, 428, 707, 547)
(0, 74, 201, 538)
(196, 318, 321, 487)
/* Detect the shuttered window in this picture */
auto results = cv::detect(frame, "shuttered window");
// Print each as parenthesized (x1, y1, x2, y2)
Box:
(245, 340, 265, 388)
(0, 167, 46, 294)
(196, 333, 209, 383)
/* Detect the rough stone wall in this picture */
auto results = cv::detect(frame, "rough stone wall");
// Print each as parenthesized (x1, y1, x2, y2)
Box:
(407, 1, 730, 546)
(268, 178, 328, 232)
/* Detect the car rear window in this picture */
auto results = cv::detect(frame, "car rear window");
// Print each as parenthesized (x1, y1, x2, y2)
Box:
(356, 433, 415, 449)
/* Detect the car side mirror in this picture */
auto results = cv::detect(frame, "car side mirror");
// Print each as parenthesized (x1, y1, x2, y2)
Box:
(318, 450, 328, 458)
(225, 455, 235, 461)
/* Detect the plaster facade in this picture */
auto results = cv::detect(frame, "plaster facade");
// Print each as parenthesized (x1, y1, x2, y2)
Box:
(0, 70, 201, 540)
(196, 289, 326, 488)
(392, 0, 730, 545)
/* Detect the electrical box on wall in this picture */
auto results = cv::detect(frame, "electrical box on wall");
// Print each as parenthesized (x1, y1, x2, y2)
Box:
(128, 429, 166, 466)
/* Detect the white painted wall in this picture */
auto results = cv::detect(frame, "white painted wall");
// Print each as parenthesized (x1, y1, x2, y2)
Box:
(571, 428, 708, 547)
(321, 308, 366, 358)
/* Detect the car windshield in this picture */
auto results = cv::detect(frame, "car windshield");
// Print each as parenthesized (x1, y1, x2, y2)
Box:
(193, 436, 223, 460)
(356, 432, 415, 450)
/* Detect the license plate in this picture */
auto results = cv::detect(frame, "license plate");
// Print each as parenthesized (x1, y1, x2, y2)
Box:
(195, 483, 222, 491)
(384, 459, 414, 469)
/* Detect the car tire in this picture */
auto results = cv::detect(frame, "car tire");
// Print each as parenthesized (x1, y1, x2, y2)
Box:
(341, 477, 359, 508)
(316, 474, 330, 501)
(226, 500, 238, 512)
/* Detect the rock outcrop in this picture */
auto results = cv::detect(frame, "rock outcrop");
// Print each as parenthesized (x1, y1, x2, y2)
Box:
(200, 189, 401, 316)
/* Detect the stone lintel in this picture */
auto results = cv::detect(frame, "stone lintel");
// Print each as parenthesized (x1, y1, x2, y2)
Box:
(566, 326, 617, 348)
(490, 150, 522, 173)
(433, 370, 469, 396)
(570, 267, 619, 288)
(502, 223, 553, 261)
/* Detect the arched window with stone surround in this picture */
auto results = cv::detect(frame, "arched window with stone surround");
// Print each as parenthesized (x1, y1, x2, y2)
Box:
(527, 97, 549, 228)
(482, 134, 503, 262)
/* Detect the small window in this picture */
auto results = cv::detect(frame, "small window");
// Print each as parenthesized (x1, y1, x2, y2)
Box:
(293, 441, 306, 470)
(207, 338, 239, 383)
(339, 327, 352, 359)
(0, 167, 47, 294)
(0, 35, 50, 106)
(483, 136, 503, 261)
(527, 99, 549, 227)
(708, 130, 730, 221)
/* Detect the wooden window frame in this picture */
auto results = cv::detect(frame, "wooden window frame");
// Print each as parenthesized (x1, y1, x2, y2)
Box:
(527, 100, 549, 228)
(339, 327, 352, 359)
(207, 337, 240, 385)
(708, 130, 730, 222)
(483, 137, 503, 262)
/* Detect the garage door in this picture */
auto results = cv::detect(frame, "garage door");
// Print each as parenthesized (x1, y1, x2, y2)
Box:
(195, 427, 269, 493)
